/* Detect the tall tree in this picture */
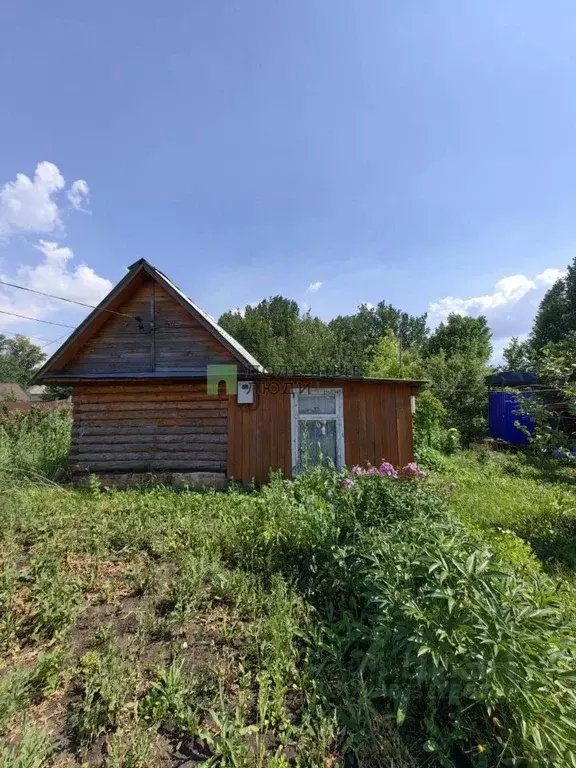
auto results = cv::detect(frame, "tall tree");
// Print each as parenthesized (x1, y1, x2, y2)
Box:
(330, 301, 428, 373)
(219, 297, 337, 372)
(424, 351, 489, 444)
(0, 334, 45, 388)
(531, 276, 568, 351)
(423, 314, 492, 363)
(365, 329, 421, 379)
(502, 336, 534, 371)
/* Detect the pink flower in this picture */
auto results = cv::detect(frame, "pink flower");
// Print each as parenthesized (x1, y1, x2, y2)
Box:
(379, 461, 398, 479)
(342, 477, 354, 489)
(401, 462, 427, 479)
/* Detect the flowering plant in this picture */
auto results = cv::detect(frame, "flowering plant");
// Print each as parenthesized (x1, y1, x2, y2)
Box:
(345, 459, 426, 487)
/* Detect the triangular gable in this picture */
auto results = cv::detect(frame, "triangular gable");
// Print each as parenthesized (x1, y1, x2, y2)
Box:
(36, 259, 262, 381)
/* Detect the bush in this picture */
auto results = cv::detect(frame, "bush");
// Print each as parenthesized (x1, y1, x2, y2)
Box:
(219, 466, 576, 765)
(351, 512, 576, 765)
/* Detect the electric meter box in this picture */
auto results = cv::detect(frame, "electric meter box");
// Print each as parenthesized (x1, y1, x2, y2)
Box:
(237, 381, 254, 404)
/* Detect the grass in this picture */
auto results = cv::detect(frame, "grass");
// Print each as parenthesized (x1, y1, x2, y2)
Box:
(438, 449, 576, 579)
(1, 414, 576, 766)
(0, 407, 72, 485)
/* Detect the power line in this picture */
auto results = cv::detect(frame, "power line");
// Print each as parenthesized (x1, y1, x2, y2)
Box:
(40, 332, 71, 350)
(0, 279, 133, 319)
(0, 328, 56, 344)
(0, 310, 76, 328)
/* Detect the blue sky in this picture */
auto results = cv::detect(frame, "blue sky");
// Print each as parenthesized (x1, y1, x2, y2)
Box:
(1, 1, 576, 362)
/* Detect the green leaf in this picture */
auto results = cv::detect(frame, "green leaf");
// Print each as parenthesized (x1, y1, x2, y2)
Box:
(395, 689, 410, 726)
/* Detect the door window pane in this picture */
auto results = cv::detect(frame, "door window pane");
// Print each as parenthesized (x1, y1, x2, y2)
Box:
(298, 419, 337, 469)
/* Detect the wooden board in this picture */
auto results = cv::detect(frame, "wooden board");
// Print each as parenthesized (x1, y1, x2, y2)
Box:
(62, 275, 239, 376)
(227, 378, 415, 483)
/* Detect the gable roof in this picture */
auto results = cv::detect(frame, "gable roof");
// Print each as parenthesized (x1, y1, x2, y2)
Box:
(35, 259, 263, 380)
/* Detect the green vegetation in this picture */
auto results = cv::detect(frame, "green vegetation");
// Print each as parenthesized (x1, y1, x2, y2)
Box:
(0, 421, 575, 767)
(0, 407, 72, 484)
(439, 449, 576, 578)
(0, 333, 46, 389)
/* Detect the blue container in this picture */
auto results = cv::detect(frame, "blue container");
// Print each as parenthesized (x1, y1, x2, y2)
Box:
(488, 391, 534, 445)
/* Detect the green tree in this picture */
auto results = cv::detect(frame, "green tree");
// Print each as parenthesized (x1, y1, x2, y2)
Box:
(502, 336, 534, 371)
(423, 314, 492, 363)
(330, 301, 428, 373)
(424, 352, 489, 444)
(365, 329, 422, 379)
(219, 297, 337, 372)
(0, 334, 46, 387)
(531, 278, 568, 350)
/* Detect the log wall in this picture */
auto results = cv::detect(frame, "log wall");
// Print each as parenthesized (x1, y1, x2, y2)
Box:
(70, 383, 228, 474)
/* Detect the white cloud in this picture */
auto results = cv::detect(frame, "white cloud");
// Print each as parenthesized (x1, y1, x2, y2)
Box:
(0, 240, 113, 332)
(363, 302, 375, 310)
(429, 268, 567, 322)
(0, 162, 89, 240)
(307, 281, 322, 293)
(67, 179, 90, 211)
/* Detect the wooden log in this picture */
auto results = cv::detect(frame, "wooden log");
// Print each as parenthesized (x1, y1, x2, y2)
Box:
(73, 392, 227, 404)
(71, 433, 227, 445)
(70, 460, 226, 471)
(71, 425, 228, 436)
(74, 383, 210, 396)
(69, 449, 226, 461)
(75, 401, 227, 413)
(73, 415, 228, 426)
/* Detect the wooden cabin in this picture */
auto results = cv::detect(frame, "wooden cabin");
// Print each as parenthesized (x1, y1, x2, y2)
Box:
(35, 260, 423, 486)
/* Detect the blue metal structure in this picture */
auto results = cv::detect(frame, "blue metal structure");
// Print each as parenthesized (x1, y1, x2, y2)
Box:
(488, 391, 534, 445)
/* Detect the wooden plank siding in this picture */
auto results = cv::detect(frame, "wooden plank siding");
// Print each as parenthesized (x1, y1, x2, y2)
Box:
(227, 378, 416, 484)
(70, 383, 228, 475)
(61, 276, 238, 376)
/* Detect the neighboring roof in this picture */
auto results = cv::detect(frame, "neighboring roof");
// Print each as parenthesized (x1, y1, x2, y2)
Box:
(0, 383, 29, 401)
(28, 385, 47, 395)
(485, 371, 539, 387)
(35, 258, 263, 380)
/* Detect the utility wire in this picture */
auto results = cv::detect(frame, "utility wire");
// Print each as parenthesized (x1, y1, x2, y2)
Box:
(0, 328, 56, 344)
(40, 332, 71, 350)
(0, 310, 76, 328)
(0, 279, 134, 319)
